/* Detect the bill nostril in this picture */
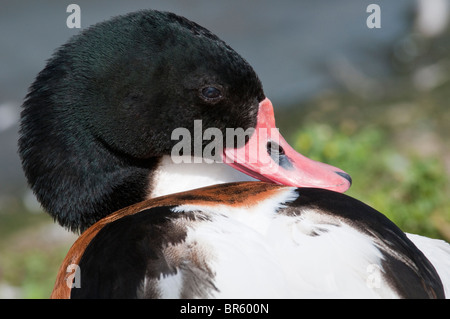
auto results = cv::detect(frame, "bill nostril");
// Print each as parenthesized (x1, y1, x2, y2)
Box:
(267, 141, 293, 170)
(267, 141, 285, 156)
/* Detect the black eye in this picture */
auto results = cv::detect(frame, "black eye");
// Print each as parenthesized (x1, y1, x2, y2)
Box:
(201, 86, 222, 101)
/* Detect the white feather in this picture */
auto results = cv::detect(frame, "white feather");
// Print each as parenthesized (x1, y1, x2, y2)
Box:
(147, 157, 450, 298)
(157, 271, 184, 298)
(172, 189, 399, 298)
(149, 155, 257, 198)
(407, 233, 450, 298)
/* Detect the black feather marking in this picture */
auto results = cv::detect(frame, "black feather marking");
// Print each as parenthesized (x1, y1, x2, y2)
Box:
(71, 205, 217, 299)
(278, 188, 445, 299)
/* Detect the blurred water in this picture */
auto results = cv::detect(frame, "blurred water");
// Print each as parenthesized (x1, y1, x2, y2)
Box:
(0, 0, 418, 201)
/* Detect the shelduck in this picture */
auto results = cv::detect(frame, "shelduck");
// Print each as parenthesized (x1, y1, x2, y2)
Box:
(18, 10, 449, 298)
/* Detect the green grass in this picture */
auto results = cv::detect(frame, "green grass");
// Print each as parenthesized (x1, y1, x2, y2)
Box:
(291, 123, 450, 240)
(1, 245, 69, 298)
(0, 211, 73, 299)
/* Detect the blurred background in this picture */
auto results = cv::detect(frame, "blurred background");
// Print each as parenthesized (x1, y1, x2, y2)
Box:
(1, 0, 449, 298)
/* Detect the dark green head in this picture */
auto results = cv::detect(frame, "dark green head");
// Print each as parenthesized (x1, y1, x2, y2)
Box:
(19, 10, 264, 232)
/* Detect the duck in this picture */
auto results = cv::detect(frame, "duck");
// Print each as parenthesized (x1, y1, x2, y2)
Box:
(18, 9, 449, 299)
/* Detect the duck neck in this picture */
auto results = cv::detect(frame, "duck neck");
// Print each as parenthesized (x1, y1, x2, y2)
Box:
(148, 155, 257, 199)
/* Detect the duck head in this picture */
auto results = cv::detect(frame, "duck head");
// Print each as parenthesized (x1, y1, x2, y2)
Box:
(19, 10, 351, 233)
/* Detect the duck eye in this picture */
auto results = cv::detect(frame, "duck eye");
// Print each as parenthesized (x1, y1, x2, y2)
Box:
(201, 86, 222, 101)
